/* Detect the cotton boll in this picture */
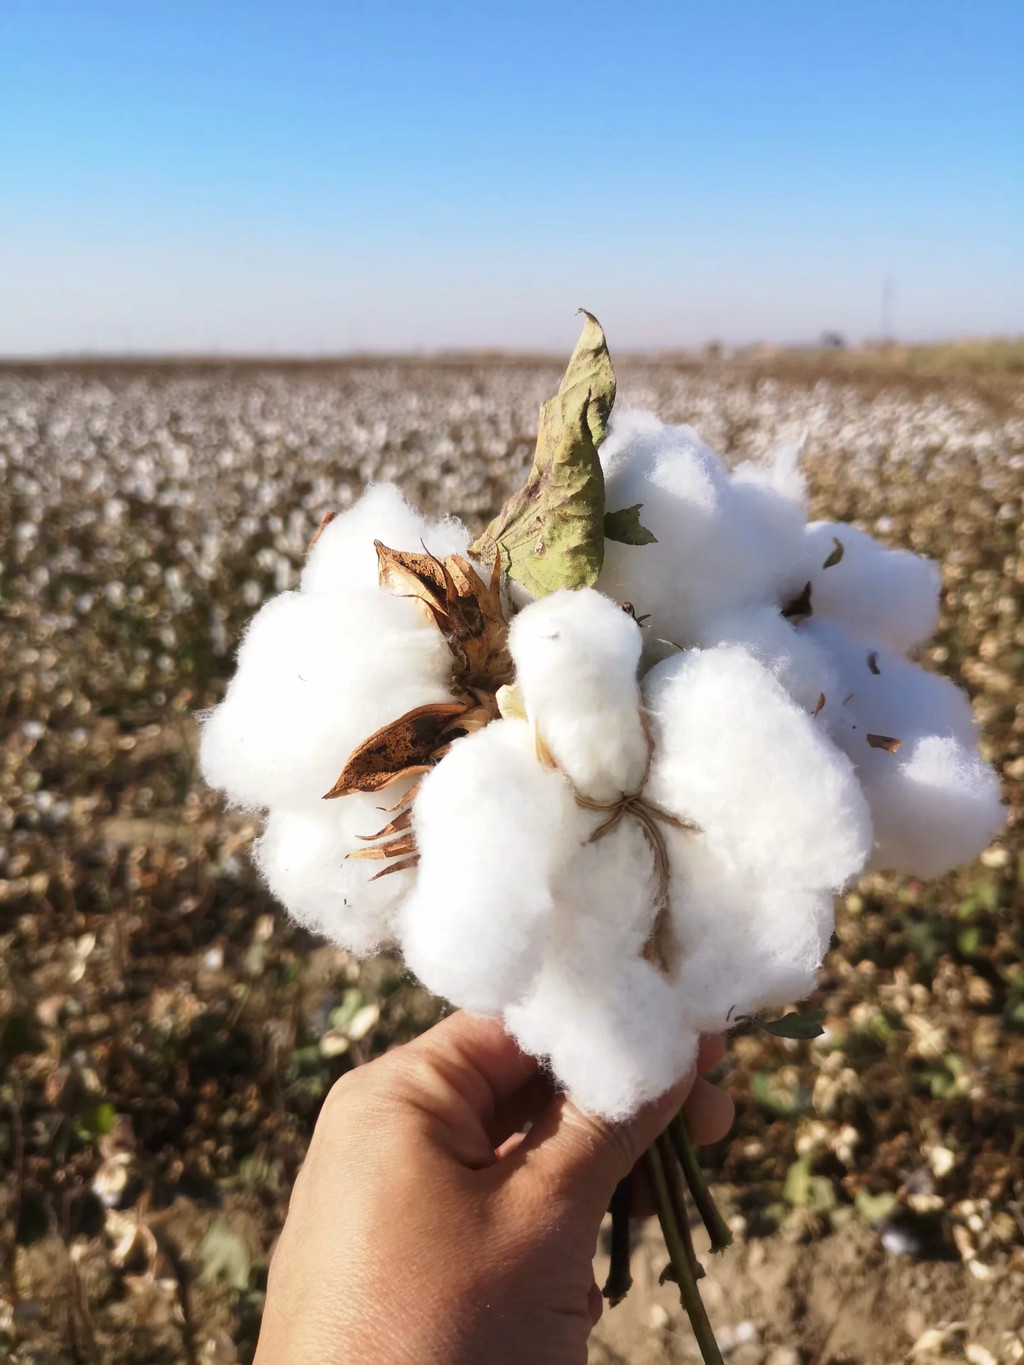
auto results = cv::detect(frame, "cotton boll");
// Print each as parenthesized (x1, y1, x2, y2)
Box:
(733, 440, 807, 507)
(865, 735, 1003, 877)
(803, 619, 978, 765)
(643, 645, 872, 892)
(597, 412, 808, 642)
(506, 821, 698, 1120)
(257, 792, 414, 954)
(509, 588, 648, 801)
(802, 620, 1001, 873)
(301, 482, 470, 595)
(804, 521, 940, 652)
(400, 719, 577, 1016)
(667, 834, 835, 1032)
(700, 605, 840, 715)
(199, 587, 454, 810)
(597, 413, 731, 640)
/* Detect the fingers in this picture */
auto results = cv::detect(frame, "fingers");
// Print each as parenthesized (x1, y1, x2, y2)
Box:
(682, 1075, 735, 1147)
(508, 1074, 694, 1222)
(487, 1069, 556, 1149)
(696, 1032, 725, 1074)
(396, 1010, 540, 1125)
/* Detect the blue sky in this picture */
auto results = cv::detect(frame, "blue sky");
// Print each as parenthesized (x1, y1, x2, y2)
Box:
(1, 0, 1021, 354)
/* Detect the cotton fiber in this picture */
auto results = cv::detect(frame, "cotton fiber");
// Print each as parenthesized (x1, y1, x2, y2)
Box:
(200, 400, 1003, 1121)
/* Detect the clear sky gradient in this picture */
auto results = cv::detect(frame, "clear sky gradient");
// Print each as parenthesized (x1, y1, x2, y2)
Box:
(2, 0, 1021, 354)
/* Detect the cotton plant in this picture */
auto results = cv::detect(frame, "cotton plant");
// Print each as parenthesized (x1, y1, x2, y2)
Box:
(199, 315, 1003, 1362)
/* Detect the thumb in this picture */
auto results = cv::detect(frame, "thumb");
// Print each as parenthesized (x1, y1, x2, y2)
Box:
(512, 1076, 693, 1221)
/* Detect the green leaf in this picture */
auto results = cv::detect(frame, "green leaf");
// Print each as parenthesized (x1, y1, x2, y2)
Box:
(469, 311, 615, 597)
(762, 1008, 826, 1040)
(822, 536, 845, 569)
(73, 1100, 116, 1140)
(854, 1189, 897, 1225)
(604, 503, 658, 546)
(198, 1219, 253, 1292)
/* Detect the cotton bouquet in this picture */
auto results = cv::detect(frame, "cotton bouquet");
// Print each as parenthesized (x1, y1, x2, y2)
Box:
(199, 316, 1003, 1360)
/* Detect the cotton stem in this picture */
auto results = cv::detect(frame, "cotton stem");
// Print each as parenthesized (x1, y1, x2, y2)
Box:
(669, 1112, 733, 1253)
(644, 1142, 724, 1365)
(601, 1176, 633, 1306)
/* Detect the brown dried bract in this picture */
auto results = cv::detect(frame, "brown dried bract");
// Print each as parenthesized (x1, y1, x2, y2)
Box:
(867, 733, 903, 753)
(812, 692, 826, 718)
(306, 510, 338, 556)
(781, 581, 813, 622)
(324, 700, 470, 798)
(375, 541, 513, 691)
(348, 831, 418, 862)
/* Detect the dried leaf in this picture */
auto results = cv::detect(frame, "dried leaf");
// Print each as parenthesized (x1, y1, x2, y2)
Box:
(604, 504, 658, 546)
(469, 311, 615, 598)
(355, 808, 412, 841)
(324, 700, 469, 797)
(307, 510, 337, 556)
(822, 536, 844, 569)
(762, 1008, 827, 1039)
(812, 692, 826, 718)
(781, 581, 813, 621)
(867, 733, 903, 753)
(867, 651, 881, 675)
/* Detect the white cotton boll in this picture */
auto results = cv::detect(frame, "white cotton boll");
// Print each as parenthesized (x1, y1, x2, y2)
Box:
(699, 605, 840, 715)
(508, 588, 647, 801)
(257, 793, 413, 954)
(506, 821, 698, 1120)
(667, 834, 835, 1032)
(801, 621, 1002, 874)
(199, 587, 454, 810)
(301, 482, 470, 595)
(865, 735, 1003, 877)
(643, 645, 872, 892)
(400, 719, 576, 1016)
(733, 441, 807, 507)
(804, 521, 941, 652)
(804, 619, 978, 762)
(597, 411, 808, 642)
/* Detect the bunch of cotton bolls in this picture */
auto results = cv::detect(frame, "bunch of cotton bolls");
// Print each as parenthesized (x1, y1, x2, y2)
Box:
(199, 410, 1003, 1123)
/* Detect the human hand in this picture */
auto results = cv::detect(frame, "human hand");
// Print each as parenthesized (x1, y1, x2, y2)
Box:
(255, 1011, 733, 1365)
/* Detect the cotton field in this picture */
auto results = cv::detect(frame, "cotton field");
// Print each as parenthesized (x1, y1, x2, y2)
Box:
(1, 356, 1022, 1363)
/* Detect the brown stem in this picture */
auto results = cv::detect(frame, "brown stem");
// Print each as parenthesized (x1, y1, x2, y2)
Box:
(644, 1143, 724, 1365)
(669, 1112, 733, 1253)
(602, 1176, 633, 1306)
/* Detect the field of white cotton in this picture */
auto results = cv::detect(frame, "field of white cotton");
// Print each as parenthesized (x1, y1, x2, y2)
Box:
(1, 353, 1021, 1363)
